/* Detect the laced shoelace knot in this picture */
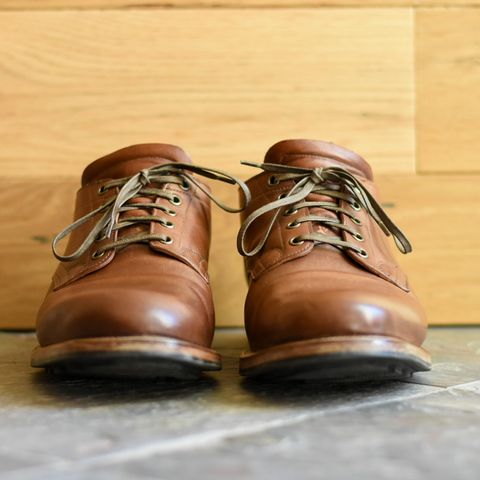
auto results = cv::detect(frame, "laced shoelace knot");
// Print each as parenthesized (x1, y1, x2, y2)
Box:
(237, 161, 412, 258)
(53, 163, 251, 262)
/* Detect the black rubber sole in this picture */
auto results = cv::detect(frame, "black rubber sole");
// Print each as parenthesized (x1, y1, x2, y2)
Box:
(240, 351, 431, 383)
(42, 351, 219, 380)
(31, 336, 222, 380)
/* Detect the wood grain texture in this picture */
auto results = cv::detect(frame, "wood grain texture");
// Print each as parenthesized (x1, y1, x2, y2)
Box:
(0, 174, 478, 329)
(0, 4, 476, 330)
(416, 8, 480, 173)
(0, 180, 78, 330)
(0, 1, 479, 9)
(379, 174, 480, 326)
(0, 9, 414, 177)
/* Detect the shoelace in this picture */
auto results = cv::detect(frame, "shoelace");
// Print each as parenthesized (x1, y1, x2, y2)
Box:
(53, 163, 251, 262)
(237, 162, 412, 258)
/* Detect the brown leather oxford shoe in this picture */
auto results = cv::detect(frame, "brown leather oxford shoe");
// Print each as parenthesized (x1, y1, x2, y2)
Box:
(237, 139, 431, 381)
(32, 144, 249, 379)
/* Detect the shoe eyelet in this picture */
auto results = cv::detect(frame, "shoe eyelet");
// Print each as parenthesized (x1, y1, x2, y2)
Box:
(353, 232, 364, 242)
(95, 232, 107, 242)
(357, 249, 369, 258)
(98, 185, 108, 196)
(165, 209, 177, 217)
(289, 237, 305, 246)
(284, 208, 298, 217)
(170, 196, 182, 206)
(160, 236, 173, 245)
(350, 201, 361, 211)
(268, 175, 279, 186)
(91, 250, 105, 259)
(278, 192, 288, 200)
(162, 220, 174, 229)
(181, 180, 190, 191)
(352, 217, 362, 225)
(287, 221, 301, 229)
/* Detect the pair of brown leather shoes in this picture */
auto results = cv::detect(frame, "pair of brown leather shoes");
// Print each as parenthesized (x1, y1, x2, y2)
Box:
(32, 140, 431, 382)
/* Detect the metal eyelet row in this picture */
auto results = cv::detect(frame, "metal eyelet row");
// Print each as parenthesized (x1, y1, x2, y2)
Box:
(284, 198, 368, 257)
(350, 203, 365, 254)
(349, 200, 366, 259)
(92, 184, 184, 258)
(284, 180, 302, 243)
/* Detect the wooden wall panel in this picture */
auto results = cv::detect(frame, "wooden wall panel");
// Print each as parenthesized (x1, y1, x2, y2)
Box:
(0, 180, 77, 330)
(0, 1, 479, 9)
(1, 175, 478, 329)
(416, 8, 480, 173)
(0, 3, 477, 329)
(379, 175, 480, 326)
(0, 9, 415, 177)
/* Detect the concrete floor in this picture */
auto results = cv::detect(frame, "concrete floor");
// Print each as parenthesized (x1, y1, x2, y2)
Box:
(1, 328, 480, 480)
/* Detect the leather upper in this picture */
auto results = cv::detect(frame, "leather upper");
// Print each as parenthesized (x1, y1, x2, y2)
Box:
(36, 144, 215, 348)
(241, 139, 428, 351)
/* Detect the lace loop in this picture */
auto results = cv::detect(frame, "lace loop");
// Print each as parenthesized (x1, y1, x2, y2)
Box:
(53, 162, 251, 262)
(237, 161, 412, 257)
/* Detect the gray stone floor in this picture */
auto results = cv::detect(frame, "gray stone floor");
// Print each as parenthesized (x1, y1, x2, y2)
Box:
(1, 328, 480, 480)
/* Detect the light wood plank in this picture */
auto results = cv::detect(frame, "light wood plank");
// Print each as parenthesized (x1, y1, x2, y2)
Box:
(0, 174, 478, 329)
(0, 1, 479, 9)
(0, 180, 78, 330)
(378, 174, 479, 325)
(416, 8, 480, 173)
(0, 9, 414, 176)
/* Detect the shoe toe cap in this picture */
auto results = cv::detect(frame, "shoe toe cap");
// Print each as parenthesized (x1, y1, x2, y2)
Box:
(36, 282, 213, 348)
(245, 270, 427, 351)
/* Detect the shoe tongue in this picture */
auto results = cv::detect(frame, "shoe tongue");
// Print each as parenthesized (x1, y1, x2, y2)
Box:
(264, 139, 373, 180)
(82, 143, 192, 186)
